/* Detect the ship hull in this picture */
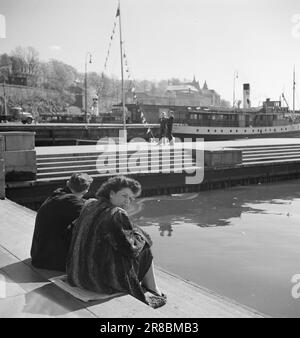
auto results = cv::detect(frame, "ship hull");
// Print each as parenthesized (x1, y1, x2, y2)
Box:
(173, 124, 300, 141)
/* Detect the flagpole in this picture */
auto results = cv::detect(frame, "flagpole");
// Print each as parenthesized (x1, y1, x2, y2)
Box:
(233, 72, 235, 108)
(233, 71, 238, 108)
(293, 65, 296, 115)
(118, 0, 127, 143)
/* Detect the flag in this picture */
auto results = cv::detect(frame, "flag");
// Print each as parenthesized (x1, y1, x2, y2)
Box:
(116, 5, 120, 17)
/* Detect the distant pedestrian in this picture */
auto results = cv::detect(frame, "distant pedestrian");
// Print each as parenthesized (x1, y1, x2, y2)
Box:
(30, 173, 93, 271)
(166, 111, 174, 145)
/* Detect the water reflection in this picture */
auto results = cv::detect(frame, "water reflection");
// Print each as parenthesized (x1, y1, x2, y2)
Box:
(159, 223, 173, 237)
(130, 182, 300, 232)
(130, 180, 300, 317)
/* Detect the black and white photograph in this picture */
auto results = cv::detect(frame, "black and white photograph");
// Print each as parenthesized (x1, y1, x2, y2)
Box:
(0, 0, 300, 323)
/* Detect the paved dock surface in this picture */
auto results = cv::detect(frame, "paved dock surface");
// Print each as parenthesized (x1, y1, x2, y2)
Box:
(0, 199, 264, 318)
(35, 138, 300, 156)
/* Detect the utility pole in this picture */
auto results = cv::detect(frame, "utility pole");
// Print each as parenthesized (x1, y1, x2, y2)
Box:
(2, 80, 7, 116)
(85, 52, 92, 123)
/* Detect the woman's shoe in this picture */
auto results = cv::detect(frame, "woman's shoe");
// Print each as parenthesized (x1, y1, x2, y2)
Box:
(141, 284, 167, 309)
(141, 284, 167, 299)
(146, 294, 167, 309)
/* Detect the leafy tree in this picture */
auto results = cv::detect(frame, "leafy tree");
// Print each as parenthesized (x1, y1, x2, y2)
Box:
(44, 59, 78, 92)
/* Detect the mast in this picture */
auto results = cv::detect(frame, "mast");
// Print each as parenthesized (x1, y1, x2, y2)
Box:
(293, 65, 296, 115)
(118, 0, 127, 142)
(233, 71, 238, 108)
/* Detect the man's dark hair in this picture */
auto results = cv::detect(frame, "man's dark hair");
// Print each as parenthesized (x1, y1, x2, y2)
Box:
(96, 176, 142, 200)
(68, 173, 93, 193)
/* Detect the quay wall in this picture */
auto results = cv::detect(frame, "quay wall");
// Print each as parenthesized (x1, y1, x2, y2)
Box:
(0, 84, 57, 102)
(6, 160, 300, 211)
(0, 132, 36, 182)
(0, 124, 160, 146)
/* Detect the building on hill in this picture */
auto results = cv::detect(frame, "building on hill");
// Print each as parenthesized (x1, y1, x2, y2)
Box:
(125, 77, 226, 108)
(165, 77, 221, 106)
(123, 77, 229, 124)
(185, 75, 201, 91)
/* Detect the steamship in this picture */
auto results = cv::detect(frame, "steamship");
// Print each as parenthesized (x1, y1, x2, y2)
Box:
(173, 84, 300, 141)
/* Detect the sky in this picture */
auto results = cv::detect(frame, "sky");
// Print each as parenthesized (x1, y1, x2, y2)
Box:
(0, 0, 300, 107)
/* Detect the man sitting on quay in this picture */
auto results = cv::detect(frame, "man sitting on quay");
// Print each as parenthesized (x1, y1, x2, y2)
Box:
(30, 173, 93, 272)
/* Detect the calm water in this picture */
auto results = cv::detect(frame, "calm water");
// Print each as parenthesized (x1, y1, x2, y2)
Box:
(130, 180, 300, 317)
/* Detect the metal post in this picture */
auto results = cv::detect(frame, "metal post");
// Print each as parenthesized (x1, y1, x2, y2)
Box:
(2, 81, 6, 116)
(118, 0, 127, 143)
(84, 61, 87, 123)
(84, 53, 92, 123)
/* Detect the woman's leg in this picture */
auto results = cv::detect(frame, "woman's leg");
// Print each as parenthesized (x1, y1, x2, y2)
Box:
(142, 261, 162, 296)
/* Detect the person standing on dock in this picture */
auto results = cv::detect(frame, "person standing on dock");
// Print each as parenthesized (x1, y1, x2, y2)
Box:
(157, 112, 167, 145)
(166, 110, 175, 145)
(30, 173, 93, 272)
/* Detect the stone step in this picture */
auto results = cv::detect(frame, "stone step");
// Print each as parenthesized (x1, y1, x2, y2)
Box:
(232, 144, 300, 150)
(242, 150, 300, 157)
(242, 154, 300, 162)
(243, 152, 300, 160)
(36, 148, 185, 159)
(38, 159, 103, 168)
(243, 150, 300, 157)
(37, 161, 195, 174)
(36, 153, 189, 164)
(37, 154, 194, 169)
(37, 152, 191, 162)
(36, 165, 200, 180)
(37, 155, 101, 163)
(242, 146, 300, 152)
(37, 163, 195, 174)
(37, 164, 99, 173)
(241, 157, 300, 165)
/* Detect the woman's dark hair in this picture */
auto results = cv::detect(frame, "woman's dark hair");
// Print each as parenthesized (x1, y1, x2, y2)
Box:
(96, 176, 142, 200)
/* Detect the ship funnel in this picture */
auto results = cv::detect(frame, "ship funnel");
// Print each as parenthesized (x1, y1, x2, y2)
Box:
(243, 83, 251, 108)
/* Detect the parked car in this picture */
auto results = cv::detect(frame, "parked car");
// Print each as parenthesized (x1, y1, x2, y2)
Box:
(0, 106, 34, 124)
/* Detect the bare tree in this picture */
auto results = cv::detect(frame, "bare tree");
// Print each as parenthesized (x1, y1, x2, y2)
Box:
(0, 53, 11, 81)
(10, 46, 40, 86)
(26, 46, 40, 76)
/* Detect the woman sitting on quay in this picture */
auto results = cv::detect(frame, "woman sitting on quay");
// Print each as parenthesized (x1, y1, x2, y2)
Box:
(67, 175, 167, 308)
